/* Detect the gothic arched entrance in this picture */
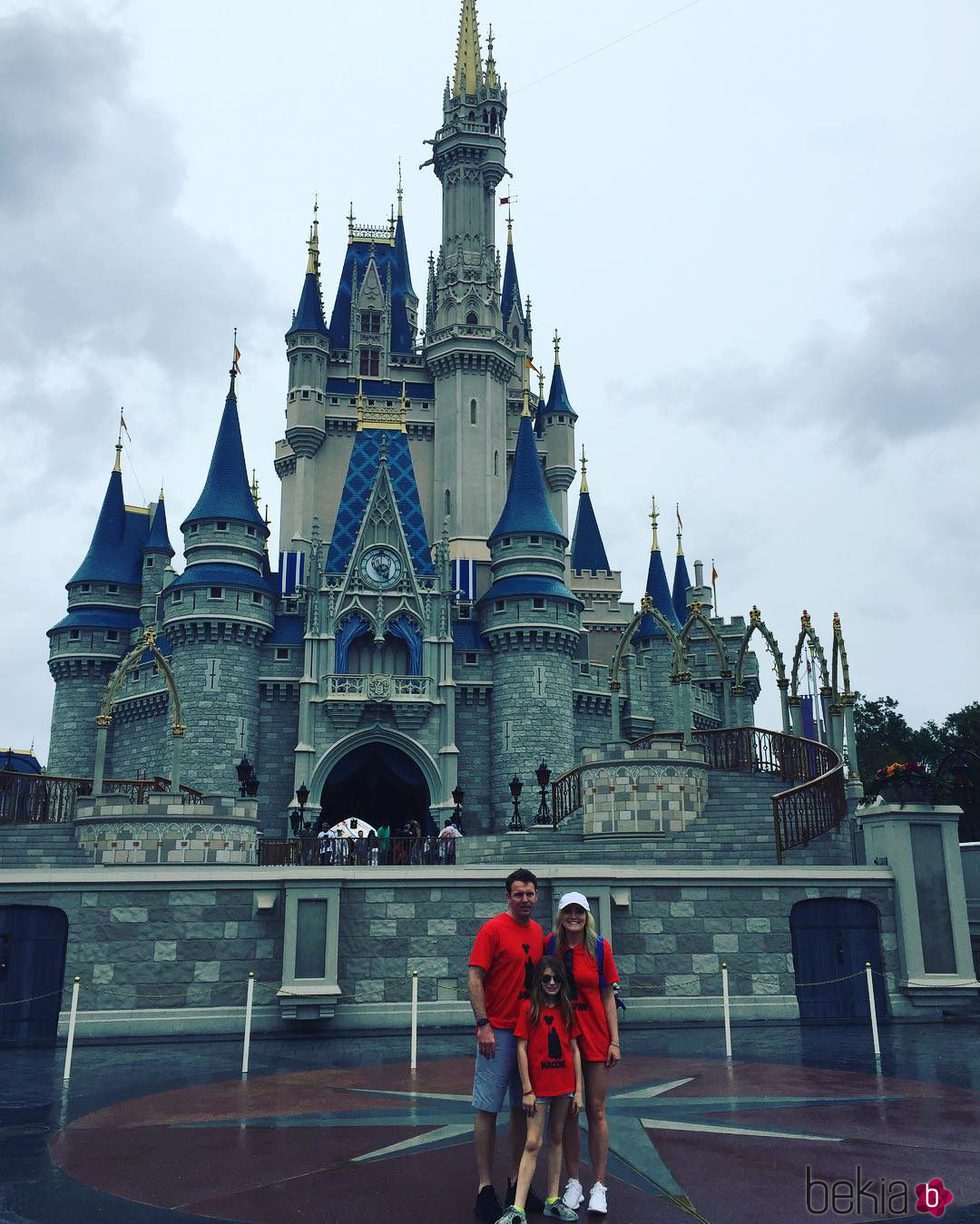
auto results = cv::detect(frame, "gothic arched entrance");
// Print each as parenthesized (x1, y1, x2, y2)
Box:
(319, 742, 432, 835)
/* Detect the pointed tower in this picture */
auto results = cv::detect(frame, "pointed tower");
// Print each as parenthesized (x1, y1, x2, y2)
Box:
(636, 498, 682, 640)
(46, 445, 147, 774)
(163, 366, 273, 794)
(480, 406, 581, 823)
(426, 0, 516, 561)
(140, 489, 175, 627)
(536, 331, 577, 534)
(633, 497, 683, 733)
(672, 505, 692, 626)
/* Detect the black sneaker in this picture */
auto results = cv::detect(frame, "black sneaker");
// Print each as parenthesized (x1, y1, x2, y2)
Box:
(475, 1185, 504, 1222)
(506, 1181, 546, 1215)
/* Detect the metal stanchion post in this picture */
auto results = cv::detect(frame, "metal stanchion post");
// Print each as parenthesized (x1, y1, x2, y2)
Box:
(865, 962, 881, 1061)
(242, 971, 255, 1078)
(410, 970, 419, 1072)
(721, 963, 732, 1059)
(62, 976, 81, 1083)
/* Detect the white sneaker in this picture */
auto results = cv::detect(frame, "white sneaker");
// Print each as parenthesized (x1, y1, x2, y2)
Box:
(588, 1183, 608, 1215)
(561, 1179, 584, 1210)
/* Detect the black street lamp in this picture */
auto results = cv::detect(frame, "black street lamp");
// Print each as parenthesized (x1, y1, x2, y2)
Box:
(452, 782, 464, 832)
(236, 755, 260, 798)
(534, 760, 552, 827)
(508, 775, 525, 832)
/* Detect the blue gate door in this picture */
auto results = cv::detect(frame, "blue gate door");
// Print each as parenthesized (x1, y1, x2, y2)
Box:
(0, 905, 68, 1044)
(790, 898, 887, 1021)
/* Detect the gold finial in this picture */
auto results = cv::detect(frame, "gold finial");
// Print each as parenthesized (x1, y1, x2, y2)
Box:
(251, 468, 261, 509)
(750, 604, 761, 622)
(158, 486, 165, 501)
(306, 198, 320, 274)
(801, 609, 811, 629)
(113, 442, 122, 473)
(229, 327, 241, 394)
(640, 593, 653, 614)
(485, 23, 498, 89)
(580, 445, 589, 494)
(649, 496, 660, 552)
(553, 329, 561, 366)
(675, 502, 683, 556)
(521, 358, 531, 417)
(537, 366, 544, 403)
(397, 158, 403, 217)
(453, 0, 483, 96)
(506, 205, 513, 245)
(347, 202, 355, 242)
(833, 611, 841, 629)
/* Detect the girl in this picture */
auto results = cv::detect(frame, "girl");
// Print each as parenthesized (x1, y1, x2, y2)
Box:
(497, 956, 583, 1223)
(550, 892, 621, 1217)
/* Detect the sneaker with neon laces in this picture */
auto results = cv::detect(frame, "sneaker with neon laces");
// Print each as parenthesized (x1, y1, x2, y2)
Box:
(561, 1179, 584, 1210)
(543, 1196, 578, 1220)
(587, 1183, 608, 1215)
(475, 1184, 503, 1222)
(494, 1210, 526, 1224)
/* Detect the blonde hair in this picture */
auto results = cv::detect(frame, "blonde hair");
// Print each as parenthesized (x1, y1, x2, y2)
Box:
(554, 903, 598, 960)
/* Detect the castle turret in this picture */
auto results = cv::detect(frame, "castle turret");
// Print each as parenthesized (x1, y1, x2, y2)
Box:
(140, 489, 174, 627)
(672, 504, 692, 626)
(46, 445, 146, 774)
(634, 497, 682, 731)
(425, 0, 516, 561)
(163, 365, 273, 794)
(480, 405, 581, 823)
(536, 331, 577, 535)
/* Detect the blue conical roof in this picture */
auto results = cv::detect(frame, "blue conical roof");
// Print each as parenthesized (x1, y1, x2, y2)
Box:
(672, 552, 691, 625)
(489, 413, 565, 544)
(570, 489, 610, 573)
(288, 270, 328, 336)
(500, 238, 526, 341)
(636, 547, 682, 639)
(181, 377, 267, 533)
(145, 494, 174, 557)
(69, 459, 143, 586)
(329, 239, 414, 355)
(394, 212, 416, 300)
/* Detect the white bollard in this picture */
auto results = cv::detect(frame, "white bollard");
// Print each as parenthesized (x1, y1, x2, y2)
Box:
(241, 971, 255, 1078)
(62, 976, 81, 1083)
(410, 970, 419, 1072)
(721, 963, 732, 1059)
(865, 962, 881, 1061)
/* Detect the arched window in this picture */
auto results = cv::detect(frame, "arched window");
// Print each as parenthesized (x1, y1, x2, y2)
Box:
(512, 326, 519, 342)
(466, 311, 478, 327)
(445, 489, 451, 516)
(470, 398, 478, 424)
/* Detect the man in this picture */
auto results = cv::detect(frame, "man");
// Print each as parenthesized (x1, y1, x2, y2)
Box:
(468, 868, 545, 1221)
(439, 816, 462, 864)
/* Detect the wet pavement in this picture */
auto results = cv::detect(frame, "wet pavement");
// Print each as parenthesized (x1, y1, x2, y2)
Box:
(2, 1019, 979, 1223)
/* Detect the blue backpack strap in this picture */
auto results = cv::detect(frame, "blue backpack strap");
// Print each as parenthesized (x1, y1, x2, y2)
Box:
(596, 936, 607, 991)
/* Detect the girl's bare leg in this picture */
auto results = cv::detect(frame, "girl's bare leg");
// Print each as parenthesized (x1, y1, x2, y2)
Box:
(561, 1098, 581, 1183)
(514, 1105, 547, 1210)
(545, 1097, 572, 1201)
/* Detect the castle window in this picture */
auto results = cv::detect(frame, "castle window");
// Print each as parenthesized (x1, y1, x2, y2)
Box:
(464, 652, 478, 665)
(145, 556, 154, 569)
(458, 604, 472, 620)
(445, 489, 451, 516)
(512, 326, 519, 342)
(466, 311, 478, 327)
(533, 598, 545, 610)
(470, 398, 477, 424)
(106, 584, 118, 594)
(529, 535, 540, 544)
(251, 592, 263, 605)
(245, 525, 256, 537)
(106, 630, 119, 643)
(276, 648, 290, 660)
(580, 662, 591, 676)
(301, 389, 310, 398)
(216, 521, 228, 532)
(131, 668, 140, 682)
(210, 587, 223, 599)
(359, 348, 381, 377)
(360, 311, 381, 334)
(171, 591, 183, 604)
(69, 629, 80, 641)
(188, 524, 198, 534)
(501, 537, 512, 548)
(78, 583, 91, 593)
(495, 600, 505, 612)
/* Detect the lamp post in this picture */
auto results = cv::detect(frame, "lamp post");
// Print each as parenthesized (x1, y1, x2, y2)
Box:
(508, 775, 525, 832)
(452, 783, 464, 833)
(534, 760, 552, 827)
(236, 755, 259, 798)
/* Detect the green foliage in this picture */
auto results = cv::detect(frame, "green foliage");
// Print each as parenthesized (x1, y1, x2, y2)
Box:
(854, 696, 980, 839)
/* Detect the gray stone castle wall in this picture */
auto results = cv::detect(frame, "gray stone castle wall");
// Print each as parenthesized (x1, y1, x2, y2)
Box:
(106, 693, 172, 780)
(46, 661, 115, 776)
(454, 688, 492, 832)
(257, 684, 300, 835)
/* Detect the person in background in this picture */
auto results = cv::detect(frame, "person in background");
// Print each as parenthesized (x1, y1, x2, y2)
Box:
(439, 816, 462, 864)
(548, 893, 620, 1218)
(469, 869, 545, 1223)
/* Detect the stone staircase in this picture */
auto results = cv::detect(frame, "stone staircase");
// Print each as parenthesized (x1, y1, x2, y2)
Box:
(457, 769, 856, 868)
(0, 823, 94, 869)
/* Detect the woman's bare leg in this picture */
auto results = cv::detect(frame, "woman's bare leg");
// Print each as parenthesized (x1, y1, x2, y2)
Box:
(582, 1061, 610, 1184)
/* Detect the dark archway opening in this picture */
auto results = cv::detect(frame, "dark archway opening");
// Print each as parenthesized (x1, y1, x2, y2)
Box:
(320, 742, 432, 835)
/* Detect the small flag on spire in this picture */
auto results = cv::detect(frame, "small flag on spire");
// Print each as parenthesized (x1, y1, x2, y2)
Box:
(499, 195, 510, 205)
(676, 505, 683, 531)
(233, 345, 242, 375)
(119, 409, 131, 441)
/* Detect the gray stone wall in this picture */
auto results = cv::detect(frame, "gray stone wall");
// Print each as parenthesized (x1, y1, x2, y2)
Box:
(46, 661, 115, 776)
(106, 696, 171, 779)
(257, 684, 300, 834)
(573, 702, 611, 760)
(454, 689, 492, 832)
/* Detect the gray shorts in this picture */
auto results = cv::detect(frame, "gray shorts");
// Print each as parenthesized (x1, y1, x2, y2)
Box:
(471, 1026, 523, 1113)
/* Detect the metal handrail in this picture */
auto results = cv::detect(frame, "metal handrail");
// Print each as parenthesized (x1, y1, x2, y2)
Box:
(257, 834, 458, 867)
(0, 770, 203, 825)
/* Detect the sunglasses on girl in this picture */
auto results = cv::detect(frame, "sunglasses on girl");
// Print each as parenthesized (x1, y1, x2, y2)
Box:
(541, 973, 561, 983)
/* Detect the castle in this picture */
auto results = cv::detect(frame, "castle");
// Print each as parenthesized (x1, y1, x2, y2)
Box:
(44, 0, 765, 837)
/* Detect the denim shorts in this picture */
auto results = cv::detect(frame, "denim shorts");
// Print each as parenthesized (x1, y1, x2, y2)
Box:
(471, 1027, 523, 1113)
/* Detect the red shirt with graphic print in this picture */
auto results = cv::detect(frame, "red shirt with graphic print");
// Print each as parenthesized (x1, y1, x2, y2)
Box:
(545, 937, 619, 1063)
(470, 913, 544, 1030)
(514, 999, 580, 1097)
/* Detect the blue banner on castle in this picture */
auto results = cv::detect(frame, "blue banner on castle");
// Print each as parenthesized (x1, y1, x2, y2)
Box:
(279, 551, 306, 596)
(452, 559, 476, 601)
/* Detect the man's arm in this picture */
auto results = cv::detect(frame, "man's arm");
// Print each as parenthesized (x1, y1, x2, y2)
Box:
(468, 965, 496, 1058)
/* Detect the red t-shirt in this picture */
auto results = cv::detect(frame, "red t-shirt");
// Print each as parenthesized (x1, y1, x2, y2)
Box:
(545, 936, 619, 1062)
(514, 999, 580, 1097)
(470, 913, 544, 1030)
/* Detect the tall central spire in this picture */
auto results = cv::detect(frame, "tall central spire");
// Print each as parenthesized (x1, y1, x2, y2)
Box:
(453, 0, 483, 95)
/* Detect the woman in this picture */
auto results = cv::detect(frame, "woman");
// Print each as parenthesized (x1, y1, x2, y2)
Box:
(548, 892, 620, 1218)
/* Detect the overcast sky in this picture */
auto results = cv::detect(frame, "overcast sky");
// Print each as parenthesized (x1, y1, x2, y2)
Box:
(2, 0, 978, 762)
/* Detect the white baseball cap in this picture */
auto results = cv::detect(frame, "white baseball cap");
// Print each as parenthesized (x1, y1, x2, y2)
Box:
(557, 891, 590, 913)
